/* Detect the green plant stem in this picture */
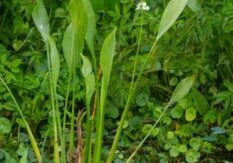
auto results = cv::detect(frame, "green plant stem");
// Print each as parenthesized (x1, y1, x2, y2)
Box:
(106, 12, 144, 163)
(0, 77, 42, 162)
(61, 76, 71, 163)
(69, 72, 76, 152)
(84, 50, 97, 163)
(107, 20, 159, 163)
(94, 79, 107, 163)
(84, 103, 92, 163)
(94, 28, 117, 163)
(55, 90, 62, 155)
(46, 43, 59, 163)
(69, 30, 79, 153)
(126, 102, 171, 162)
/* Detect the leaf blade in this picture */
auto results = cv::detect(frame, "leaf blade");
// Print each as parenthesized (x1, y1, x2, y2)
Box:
(81, 54, 95, 104)
(48, 36, 60, 89)
(169, 76, 195, 105)
(32, 0, 50, 41)
(157, 0, 189, 40)
(69, 0, 88, 67)
(62, 24, 76, 74)
(100, 28, 117, 87)
(82, 0, 96, 54)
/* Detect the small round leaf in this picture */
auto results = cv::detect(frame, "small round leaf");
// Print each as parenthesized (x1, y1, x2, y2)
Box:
(171, 105, 183, 119)
(0, 117, 11, 134)
(185, 107, 196, 121)
(169, 146, 179, 157)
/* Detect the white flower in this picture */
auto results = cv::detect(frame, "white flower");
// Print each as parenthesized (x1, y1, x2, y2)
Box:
(136, 1, 150, 11)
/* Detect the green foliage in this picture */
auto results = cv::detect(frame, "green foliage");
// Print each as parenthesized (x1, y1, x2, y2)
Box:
(1, 0, 233, 162)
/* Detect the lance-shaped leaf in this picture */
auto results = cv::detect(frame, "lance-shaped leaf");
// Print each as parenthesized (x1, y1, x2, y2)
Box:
(169, 76, 195, 105)
(32, 0, 50, 41)
(82, 0, 96, 54)
(48, 36, 60, 90)
(157, 0, 189, 40)
(81, 54, 95, 105)
(69, 0, 88, 67)
(100, 28, 117, 88)
(94, 28, 117, 162)
(62, 24, 77, 74)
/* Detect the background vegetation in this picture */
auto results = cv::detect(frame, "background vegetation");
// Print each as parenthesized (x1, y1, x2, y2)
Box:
(0, 0, 233, 162)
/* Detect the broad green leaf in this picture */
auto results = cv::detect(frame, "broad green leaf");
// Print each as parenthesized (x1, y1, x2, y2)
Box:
(69, 0, 88, 67)
(191, 88, 209, 115)
(62, 24, 77, 74)
(82, 0, 96, 54)
(100, 28, 117, 88)
(32, 0, 50, 41)
(157, 0, 189, 40)
(169, 76, 195, 105)
(185, 107, 196, 121)
(0, 117, 11, 134)
(187, 0, 202, 14)
(81, 54, 95, 104)
(48, 36, 60, 89)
